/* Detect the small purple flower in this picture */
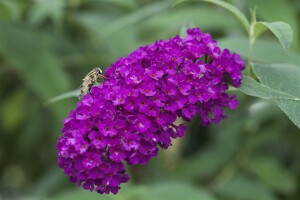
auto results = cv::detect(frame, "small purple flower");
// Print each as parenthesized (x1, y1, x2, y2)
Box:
(74, 139, 89, 154)
(99, 120, 118, 137)
(82, 153, 100, 169)
(134, 114, 151, 132)
(88, 131, 107, 149)
(139, 102, 160, 117)
(56, 28, 244, 195)
(109, 147, 126, 162)
(139, 82, 157, 96)
(176, 124, 187, 138)
(123, 134, 140, 151)
(145, 68, 164, 80)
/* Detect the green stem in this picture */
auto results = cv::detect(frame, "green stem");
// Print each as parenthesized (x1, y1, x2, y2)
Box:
(247, 23, 255, 77)
(247, 8, 260, 80)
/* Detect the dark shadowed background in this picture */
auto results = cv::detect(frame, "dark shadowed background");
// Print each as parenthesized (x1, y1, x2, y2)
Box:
(0, 0, 300, 199)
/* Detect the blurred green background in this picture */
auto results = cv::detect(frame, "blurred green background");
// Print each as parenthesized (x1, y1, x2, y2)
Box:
(0, 0, 300, 199)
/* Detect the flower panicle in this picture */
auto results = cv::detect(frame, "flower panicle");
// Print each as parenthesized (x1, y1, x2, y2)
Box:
(56, 28, 245, 194)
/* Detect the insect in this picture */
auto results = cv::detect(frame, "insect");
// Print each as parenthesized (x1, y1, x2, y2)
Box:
(79, 67, 104, 100)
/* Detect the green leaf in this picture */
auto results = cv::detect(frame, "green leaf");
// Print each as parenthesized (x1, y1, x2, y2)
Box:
(215, 176, 276, 200)
(253, 22, 268, 39)
(53, 184, 146, 200)
(142, 6, 239, 40)
(16, 110, 44, 155)
(1, 89, 26, 132)
(32, 168, 69, 196)
(92, 0, 138, 9)
(239, 76, 298, 101)
(245, 119, 282, 149)
(53, 189, 114, 200)
(101, 1, 171, 39)
(29, 0, 65, 27)
(44, 89, 80, 106)
(174, 0, 250, 33)
(246, 156, 297, 194)
(0, 0, 22, 22)
(244, 0, 299, 49)
(0, 23, 73, 120)
(253, 64, 300, 100)
(254, 22, 293, 50)
(17, 197, 41, 200)
(106, 27, 140, 59)
(75, 12, 113, 34)
(276, 100, 300, 129)
(252, 63, 300, 128)
(142, 182, 216, 200)
(218, 37, 300, 65)
(179, 122, 242, 180)
(0, 23, 72, 100)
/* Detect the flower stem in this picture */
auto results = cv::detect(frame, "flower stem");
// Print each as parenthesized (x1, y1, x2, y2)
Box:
(247, 9, 258, 79)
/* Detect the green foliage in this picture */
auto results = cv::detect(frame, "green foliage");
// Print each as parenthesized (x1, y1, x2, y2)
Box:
(253, 22, 293, 50)
(44, 89, 80, 106)
(245, 0, 299, 48)
(215, 175, 276, 200)
(53, 182, 216, 200)
(239, 76, 297, 101)
(0, 23, 72, 100)
(1, 0, 300, 200)
(141, 182, 216, 200)
(174, 0, 250, 33)
(246, 156, 296, 194)
(252, 63, 300, 128)
(101, 1, 172, 39)
(218, 38, 300, 65)
(28, 0, 65, 27)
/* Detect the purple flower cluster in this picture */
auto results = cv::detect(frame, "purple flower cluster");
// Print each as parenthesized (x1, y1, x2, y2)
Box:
(56, 28, 244, 194)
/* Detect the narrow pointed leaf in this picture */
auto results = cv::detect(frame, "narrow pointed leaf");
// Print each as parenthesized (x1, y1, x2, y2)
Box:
(254, 22, 293, 50)
(44, 89, 80, 106)
(174, 0, 250, 33)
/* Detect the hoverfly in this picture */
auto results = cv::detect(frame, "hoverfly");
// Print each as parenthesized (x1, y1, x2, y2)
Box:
(79, 67, 104, 100)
